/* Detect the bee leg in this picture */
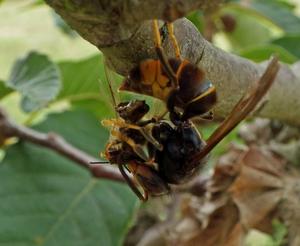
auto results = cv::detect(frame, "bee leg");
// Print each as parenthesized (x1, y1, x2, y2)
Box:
(152, 20, 178, 87)
(156, 109, 168, 121)
(144, 158, 158, 172)
(103, 118, 163, 152)
(118, 164, 148, 201)
(142, 143, 158, 168)
(101, 118, 119, 128)
(166, 89, 182, 125)
(200, 111, 214, 121)
(110, 129, 149, 161)
(153, 19, 162, 50)
(143, 190, 149, 201)
(137, 118, 157, 127)
(190, 111, 214, 124)
(166, 22, 181, 59)
(141, 125, 163, 151)
(117, 122, 163, 151)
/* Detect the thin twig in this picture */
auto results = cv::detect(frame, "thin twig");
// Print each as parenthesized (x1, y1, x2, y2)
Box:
(0, 108, 124, 182)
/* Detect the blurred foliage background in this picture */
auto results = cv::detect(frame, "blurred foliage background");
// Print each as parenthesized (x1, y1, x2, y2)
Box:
(0, 0, 299, 245)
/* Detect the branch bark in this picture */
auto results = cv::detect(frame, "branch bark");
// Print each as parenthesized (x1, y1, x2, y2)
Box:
(45, 0, 223, 47)
(0, 108, 124, 182)
(45, 0, 300, 126)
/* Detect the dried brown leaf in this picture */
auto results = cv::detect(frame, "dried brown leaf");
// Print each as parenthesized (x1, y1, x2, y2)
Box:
(229, 165, 283, 193)
(173, 201, 240, 246)
(232, 189, 283, 229)
(241, 147, 285, 177)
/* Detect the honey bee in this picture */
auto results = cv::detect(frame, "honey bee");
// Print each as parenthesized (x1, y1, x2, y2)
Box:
(94, 20, 279, 201)
(101, 99, 171, 201)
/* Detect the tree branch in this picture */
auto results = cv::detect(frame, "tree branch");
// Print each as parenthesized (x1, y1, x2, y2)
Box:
(0, 108, 124, 182)
(45, 0, 223, 47)
(45, 0, 300, 126)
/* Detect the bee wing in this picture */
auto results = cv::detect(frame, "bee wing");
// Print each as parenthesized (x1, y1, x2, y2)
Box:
(118, 164, 146, 201)
(191, 56, 279, 164)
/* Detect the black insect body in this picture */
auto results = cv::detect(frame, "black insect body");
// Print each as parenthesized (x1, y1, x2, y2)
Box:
(154, 122, 207, 184)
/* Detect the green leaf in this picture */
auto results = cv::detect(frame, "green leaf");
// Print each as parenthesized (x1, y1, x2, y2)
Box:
(0, 80, 12, 100)
(24, 0, 45, 7)
(250, 0, 300, 33)
(58, 55, 103, 100)
(272, 33, 300, 58)
(220, 0, 300, 51)
(219, 5, 279, 51)
(31, 0, 44, 6)
(272, 219, 287, 245)
(58, 55, 122, 118)
(7, 51, 61, 113)
(0, 110, 138, 246)
(187, 11, 205, 33)
(71, 99, 112, 119)
(239, 44, 298, 64)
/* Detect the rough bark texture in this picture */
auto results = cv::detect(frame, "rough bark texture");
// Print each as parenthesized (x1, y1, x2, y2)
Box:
(45, 0, 223, 47)
(45, 0, 300, 126)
